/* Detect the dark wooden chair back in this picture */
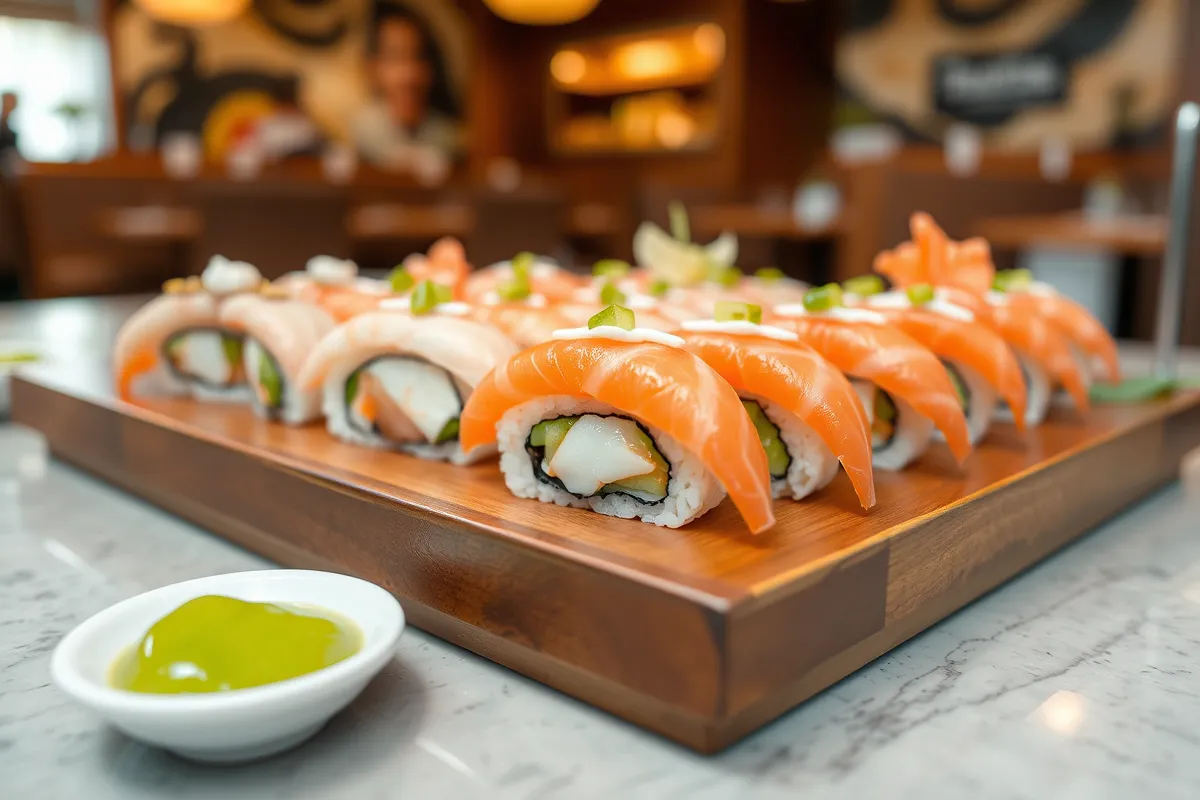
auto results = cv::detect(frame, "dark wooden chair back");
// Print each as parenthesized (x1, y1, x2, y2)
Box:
(467, 188, 566, 268)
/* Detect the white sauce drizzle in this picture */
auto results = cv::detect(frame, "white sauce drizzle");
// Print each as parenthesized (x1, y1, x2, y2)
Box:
(681, 320, 798, 341)
(551, 326, 684, 348)
(773, 304, 888, 325)
(1027, 281, 1059, 298)
(864, 290, 975, 322)
(480, 290, 548, 308)
(926, 299, 975, 322)
(201, 255, 261, 295)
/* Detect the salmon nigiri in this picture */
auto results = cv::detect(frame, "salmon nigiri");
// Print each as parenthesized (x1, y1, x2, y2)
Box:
(986, 292, 1090, 424)
(299, 311, 518, 464)
(676, 314, 875, 510)
(773, 287, 972, 471)
(113, 257, 264, 401)
(848, 281, 1028, 441)
(460, 307, 776, 532)
(875, 212, 1095, 422)
(994, 271, 1120, 384)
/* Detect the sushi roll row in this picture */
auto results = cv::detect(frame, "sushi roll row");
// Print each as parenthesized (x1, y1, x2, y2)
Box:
(110, 207, 1119, 536)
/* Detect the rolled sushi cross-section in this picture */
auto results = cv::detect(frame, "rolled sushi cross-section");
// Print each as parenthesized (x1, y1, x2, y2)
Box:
(459, 334, 776, 532)
(298, 312, 518, 464)
(774, 307, 972, 472)
(676, 325, 875, 509)
(113, 292, 250, 401)
(219, 293, 335, 425)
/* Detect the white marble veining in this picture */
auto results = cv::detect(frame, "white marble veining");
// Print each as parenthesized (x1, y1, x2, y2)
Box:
(3, 299, 1200, 798)
(2, 438, 1199, 799)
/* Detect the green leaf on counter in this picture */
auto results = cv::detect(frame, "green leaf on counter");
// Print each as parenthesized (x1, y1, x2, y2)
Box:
(1090, 377, 1200, 404)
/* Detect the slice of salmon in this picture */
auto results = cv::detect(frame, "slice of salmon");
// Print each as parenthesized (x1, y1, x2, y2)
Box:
(459, 338, 776, 534)
(872, 307, 1029, 433)
(776, 315, 973, 464)
(988, 297, 1091, 414)
(676, 331, 876, 510)
(1014, 290, 1120, 383)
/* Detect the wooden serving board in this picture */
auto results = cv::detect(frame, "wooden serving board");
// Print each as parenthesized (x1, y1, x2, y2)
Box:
(12, 366, 1200, 753)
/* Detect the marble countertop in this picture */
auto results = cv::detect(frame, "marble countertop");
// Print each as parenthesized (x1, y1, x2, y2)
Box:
(3, 298, 1200, 799)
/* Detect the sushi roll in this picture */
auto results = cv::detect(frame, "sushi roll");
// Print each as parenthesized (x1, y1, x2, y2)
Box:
(276, 256, 391, 322)
(219, 290, 335, 424)
(113, 256, 263, 402)
(677, 303, 875, 508)
(984, 291, 1089, 424)
(298, 310, 518, 464)
(400, 237, 471, 296)
(994, 269, 1120, 384)
(874, 213, 1090, 425)
(774, 285, 971, 471)
(459, 305, 776, 532)
(849, 279, 1029, 443)
(464, 252, 583, 303)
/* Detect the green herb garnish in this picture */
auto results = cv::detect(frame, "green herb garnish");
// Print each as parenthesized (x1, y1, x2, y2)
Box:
(803, 283, 843, 312)
(0, 351, 39, 364)
(588, 304, 636, 331)
(714, 301, 763, 324)
(1090, 377, 1200, 404)
(387, 266, 415, 294)
(843, 275, 884, 297)
(649, 279, 671, 297)
(755, 267, 785, 283)
(511, 251, 535, 282)
(411, 280, 448, 315)
(708, 262, 741, 287)
(993, 268, 1033, 293)
(593, 259, 631, 278)
(668, 200, 690, 243)
(905, 283, 935, 306)
(599, 281, 626, 306)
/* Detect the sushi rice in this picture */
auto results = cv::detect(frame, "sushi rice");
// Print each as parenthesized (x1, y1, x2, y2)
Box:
(746, 393, 839, 501)
(941, 360, 998, 445)
(496, 396, 724, 528)
(995, 352, 1051, 426)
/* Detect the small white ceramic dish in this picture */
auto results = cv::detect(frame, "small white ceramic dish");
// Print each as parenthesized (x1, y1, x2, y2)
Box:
(51, 569, 404, 764)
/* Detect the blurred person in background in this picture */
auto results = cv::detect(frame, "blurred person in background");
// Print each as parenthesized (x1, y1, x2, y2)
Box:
(353, 3, 461, 182)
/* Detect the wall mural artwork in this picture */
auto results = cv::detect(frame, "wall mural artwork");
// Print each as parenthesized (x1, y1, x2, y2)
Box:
(835, 0, 1182, 151)
(113, 0, 469, 174)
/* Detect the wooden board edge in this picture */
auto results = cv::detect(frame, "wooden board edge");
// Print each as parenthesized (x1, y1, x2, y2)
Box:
(712, 400, 1199, 749)
(10, 377, 734, 750)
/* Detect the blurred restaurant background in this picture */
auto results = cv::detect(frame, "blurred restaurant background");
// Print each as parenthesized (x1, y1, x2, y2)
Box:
(0, 0, 1197, 343)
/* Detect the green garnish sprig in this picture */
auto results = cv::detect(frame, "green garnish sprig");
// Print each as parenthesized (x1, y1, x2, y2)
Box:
(588, 304, 636, 331)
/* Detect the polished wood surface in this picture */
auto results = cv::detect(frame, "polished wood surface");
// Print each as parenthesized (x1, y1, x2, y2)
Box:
(974, 212, 1168, 256)
(9, 298, 1200, 752)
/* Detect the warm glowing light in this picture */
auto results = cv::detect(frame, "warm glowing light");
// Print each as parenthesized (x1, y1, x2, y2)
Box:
(483, 0, 600, 25)
(134, 0, 250, 26)
(551, 50, 587, 85)
(613, 40, 683, 80)
(1029, 690, 1086, 736)
(655, 110, 694, 149)
(693, 24, 725, 62)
